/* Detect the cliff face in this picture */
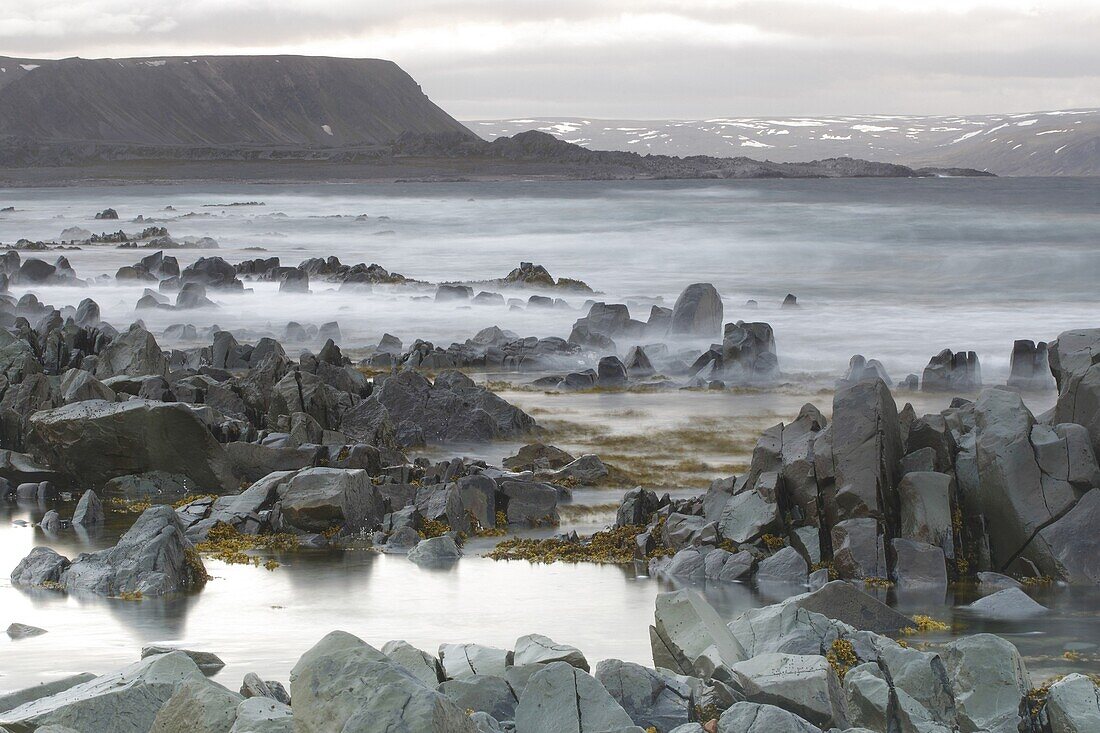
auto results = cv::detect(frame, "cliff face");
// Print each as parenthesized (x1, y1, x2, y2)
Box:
(0, 55, 476, 147)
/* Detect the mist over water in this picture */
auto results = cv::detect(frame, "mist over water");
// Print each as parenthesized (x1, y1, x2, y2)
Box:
(3, 177, 1099, 382)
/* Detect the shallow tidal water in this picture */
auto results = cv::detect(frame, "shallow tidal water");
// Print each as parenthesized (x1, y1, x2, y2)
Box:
(2, 177, 1100, 692)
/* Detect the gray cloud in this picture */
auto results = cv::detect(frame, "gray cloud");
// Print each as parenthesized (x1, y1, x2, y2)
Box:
(1, 1, 1096, 117)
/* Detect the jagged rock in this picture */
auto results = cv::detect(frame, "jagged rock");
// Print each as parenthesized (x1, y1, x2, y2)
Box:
(830, 518, 886, 580)
(597, 355, 628, 386)
(514, 661, 636, 733)
(730, 653, 847, 729)
(717, 701, 822, 733)
(755, 547, 808, 584)
(715, 321, 779, 382)
(624, 346, 656, 377)
(921, 349, 981, 392)
(382, 640, 442, 688)
(548, 454, 609, 484)
(705, 549, 755, 582)
(439, 643, 510, 680)
(57, 505, 207, 596)
(897, 472, 954, 556)
(514, 634, 589, 671)
(7, 623, 47, 639)
(670, 283, 723, 337)
(28, 399, 236, 490)
(963, 587, 1048, 620)
(149, 677, 243, 733)
(59, 368, 116, 404)
(94, 323, 168, 379)
(788, 581, 913, 634)
(594, 659, 695, 732)
(717, 489, 779, 544)
(1050, 328, 1100, 456)
(616, 487, 660, 527)
(1028, 488, 1100, 584)
(504, 442, 575, 472)
(1045, 673, 1100, 733)
(891, 538, 947, 588)
(239, 673, 292, 705)
(71, 490, 104, 527)
(1007, 339, 1055, 390)
(941, 633, 1030, 733)
(0, 651, 206, 733)
(651, 590, 745, 679)
(142, 646, 226, 675)
(841, 355, 891, 386)
(10, 546, 70, 586)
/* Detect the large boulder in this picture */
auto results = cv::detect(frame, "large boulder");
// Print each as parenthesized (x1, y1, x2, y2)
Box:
(10, 546, 70, 587)
(717, 701, 822, 733)
(730, 653, 847, 729)
(669, 283, 723, 337)
(1026, 488, 1100, 584)
(407, 535, 462, 565)
(651, 590, 746, 679)
(439, 643, 510, 680)
(229, 697, 293, 733)
(514, 634, 589, 671)
(149, 678, 243, 733)
(94, 324, 168, 379)
(290, 630, 476, 733)
(787, 581, 913, 635)
(58, 505, 208, 596)
(438, 675, 518, 722)
(941, 633, 1030, 733)
(594, 659, 695, 732)
(0, 651, 206, 733)
(921, 349, 982, 392)
(27, 399, 236, 491)
(963, 587, 1048, 620)
(1045, 673, 1100, 733)
(1049, 328, 1100, 455)
(275, 467, 385, 533)
(514, 661, 636, 733)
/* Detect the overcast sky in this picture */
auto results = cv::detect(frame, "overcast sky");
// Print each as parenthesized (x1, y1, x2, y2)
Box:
(3, 0, 1098, 118)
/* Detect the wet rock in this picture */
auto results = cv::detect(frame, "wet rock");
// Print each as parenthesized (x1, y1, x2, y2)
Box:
(10, 546, 70, 587)
(504, 442, 575, 472)
(28, 399, 236, 491)
(149, 677, 243, 733)
(651, 590, 746, 679)
(624, 346, 655, 377)
(71, 490, 104, 527)
(94, 323, 168, 379)
(897, 471, 954, 556)
(1007, 339, 1055, 390)
(500, 480, 560, 525)
(1029, 488, 1100, 584)
(788, 581, 913, 634)
(514, 661, 636, 733)
(730, 653, 847, 729)
(597, 355, 628, 386)
(715, 321, 779, 382)
(977, 572, 1022, 591)
(407, 535, 462, 565)
(921, 349, 981, 392)
(548, 454, 609, 484)
(670, 283, 724, 337)
(59, 505, 207, 596)
(755, 547, 808, 584)
(841, 355, 890, 387)
(0, 651, 206, 733)
(616, 487, 660, 527)
(963, 587, 1048, 620)
(830, 518, 886, 580)
(514, 633, 589, 671)
(6, 622, 47, 639)
(142, 646, 226, 675)
(705, 549, 755, 582)
(891, 538, 947, 588)
(436, 284, 472, 302)
(1049, 328, 1100, 456)
(59, 368, 116, 403)
(275, 467, 385, 533)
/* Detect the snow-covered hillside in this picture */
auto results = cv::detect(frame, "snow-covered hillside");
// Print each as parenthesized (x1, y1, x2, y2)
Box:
(466, 110, 1100, 175)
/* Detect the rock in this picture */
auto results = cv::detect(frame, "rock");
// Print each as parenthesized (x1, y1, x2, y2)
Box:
(594, 659, 695, 732)
(788, 581, 913, 634)
(503, 442, 575, 472)
(1050, 328, 1100, 456)
(39, 510, 61, 532)
(705, 549, 754, 582)
(59, 505, 207, 596)
(897, 472, 954, 556)
(624, 346, 656, 377)
(1045, 673, 1100, 733)
(716, 321, 779, 382)
(651, 590, 746, 679)
(293, 631, 475, 733)
(439, 643, 510, 680)
(514, 661, 636, 733)
(807, 569, 829, 591)
(0, 651, 206, 733)
(27, 399, 236, 491)
(239, 673, 292, 705)
(436, 284, 472, 301)
(438, 675, 518, 722)
(830, 519, 886, 580)
(94, 323, 168, 379)
(717, 701, 822, 733)
(149, 678, 243, 733)
(1007, 339, 1055, 390)
(941, 633, 1030, 733)
(514, 633, 589, 671)
(730, 653, 847, 728)
(977, 572, 1022, 591)
(71, 489, 104, 527)
(922, 349, 982, 392)
(549, 454, 609, 484)
(1029, 488, 1100, 584)
(407, 535, 462, 565)
(0, 674, 97, 715)
(891, 538, 948, 588)
(6, 622, 47, 639)
(229, 697, 293, 733)
(275, 467, 384, 533)
(841, 355, 891, 386)
(717, 490, 779, 544)
(59, 368, 116, 404)
(616, 487, 660, 527)
(670, 283, 724, 337)
(963, 587, 1048, 620)
(656, 547, 706, 580)
(755, 547, 808, 584)
(382, 640, 442, 688)
(10, 546, 70, 586)
(500, 480, 560, 525)
(142, 645, 226, 675)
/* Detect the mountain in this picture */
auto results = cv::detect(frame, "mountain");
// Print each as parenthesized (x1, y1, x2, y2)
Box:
(466, 110, 1100, 176)
(0, 55, 474, 147)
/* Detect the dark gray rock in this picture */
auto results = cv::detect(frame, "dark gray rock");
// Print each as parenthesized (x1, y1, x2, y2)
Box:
(670, 283, 723, 337)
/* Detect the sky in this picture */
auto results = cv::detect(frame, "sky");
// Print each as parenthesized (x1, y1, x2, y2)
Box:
(2, 0, 1099, 119)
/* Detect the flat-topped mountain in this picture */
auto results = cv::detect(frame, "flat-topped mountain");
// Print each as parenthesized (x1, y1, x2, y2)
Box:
(0, 55, 474, 147)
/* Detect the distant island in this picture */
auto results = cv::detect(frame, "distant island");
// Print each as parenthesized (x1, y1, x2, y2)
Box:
(0, 55, 991, 184)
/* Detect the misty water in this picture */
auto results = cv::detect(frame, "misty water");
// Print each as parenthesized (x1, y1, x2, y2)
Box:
(3, 177, 1100, 693)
